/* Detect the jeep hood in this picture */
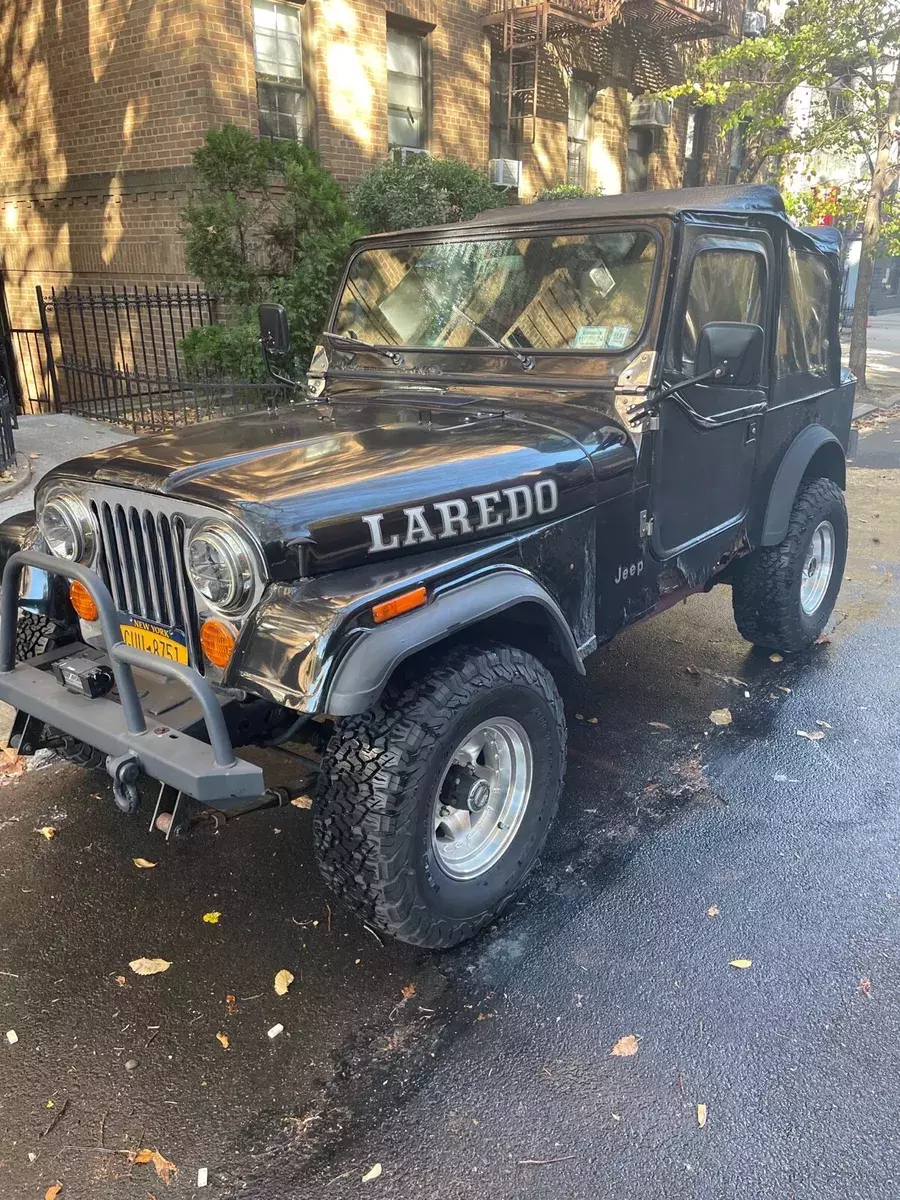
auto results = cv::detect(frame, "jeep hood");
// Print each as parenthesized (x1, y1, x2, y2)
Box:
(47, 398, 605, 574)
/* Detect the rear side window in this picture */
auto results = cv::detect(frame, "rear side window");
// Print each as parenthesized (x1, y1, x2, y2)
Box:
(681, 249, 764, 370)
(776, 248, 832, 377)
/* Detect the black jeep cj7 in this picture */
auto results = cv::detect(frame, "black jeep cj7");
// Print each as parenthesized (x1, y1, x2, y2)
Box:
(0, 184, 852, 947)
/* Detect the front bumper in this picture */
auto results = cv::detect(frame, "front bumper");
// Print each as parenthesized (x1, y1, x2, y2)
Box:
(0, 551, 265, 807)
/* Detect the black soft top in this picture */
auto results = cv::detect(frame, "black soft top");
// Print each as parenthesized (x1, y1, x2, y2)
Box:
(355, 183, 841, 268)
(467, 183, 786, 227)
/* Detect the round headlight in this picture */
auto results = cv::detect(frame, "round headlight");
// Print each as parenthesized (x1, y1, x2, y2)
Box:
(186, 523, 256, 612)
(38, 491, 95, 563)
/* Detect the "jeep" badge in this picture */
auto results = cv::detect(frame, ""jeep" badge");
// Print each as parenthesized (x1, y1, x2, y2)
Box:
(363, 479, 559, 554)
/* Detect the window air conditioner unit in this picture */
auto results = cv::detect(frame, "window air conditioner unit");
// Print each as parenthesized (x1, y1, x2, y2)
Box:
(629, 98, 673, 128)
(489, 158, 522, 188)
(742, 10, 767, 36)
(392, 146, 430, 164)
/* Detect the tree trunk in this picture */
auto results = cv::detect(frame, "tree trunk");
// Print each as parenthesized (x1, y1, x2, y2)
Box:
(849, 56, 900, 387)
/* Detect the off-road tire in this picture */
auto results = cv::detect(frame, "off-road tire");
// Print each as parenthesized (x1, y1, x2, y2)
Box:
(15, 611, 55, 660)
(732, 477, 847, 651)
(313, 643, 566, 948)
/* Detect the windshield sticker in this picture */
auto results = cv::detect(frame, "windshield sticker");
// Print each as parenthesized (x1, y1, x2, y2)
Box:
(573, 326, 609, 349)
(607, 325, 632, 350)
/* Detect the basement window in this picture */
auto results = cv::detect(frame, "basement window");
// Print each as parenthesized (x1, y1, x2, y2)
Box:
(253, 0, 308, 142)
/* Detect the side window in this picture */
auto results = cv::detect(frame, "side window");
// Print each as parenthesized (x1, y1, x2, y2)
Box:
(681, 248, 764, 370)
(776, 249, 832, 377)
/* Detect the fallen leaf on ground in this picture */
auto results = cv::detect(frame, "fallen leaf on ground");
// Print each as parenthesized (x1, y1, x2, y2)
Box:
(709, 708, 732, 726)
(225, 993, 237, 1015)
(797, 729, 825, 741)
(274, 969, 294, 996)
(648, 721, 671, 730)
(216, 1032, 230, 1049)
(610, 1034, 639, 1057)
(362, 1163, 383, 1183)
(769, 653, 784, 663)
(685, 665, 700, 676)
(729, 958, 753, 969)
(401, 983, 416, 1000)
(115, 975, 127, 987)
(697, 1103, 708, 1128)
(778, 686, 792, 694)
(0, 748, 24, 777)
(132, 858, 157, 869)
(815, 634, 831, 645)
(290, 795, 312, 809)
(129, 957, 172, 976)
(706, 905, 720, 918)
(202, 911, 221, 924)
(816, 720, 832, 729)
(859, 977, 872, 997)
(36, 826, 57, 840)
(132, 1148, 177, 1185)
(45, 1185, 62, 1200)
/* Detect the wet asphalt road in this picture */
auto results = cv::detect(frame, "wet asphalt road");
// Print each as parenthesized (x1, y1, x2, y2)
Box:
(1, 417, 899, 1199)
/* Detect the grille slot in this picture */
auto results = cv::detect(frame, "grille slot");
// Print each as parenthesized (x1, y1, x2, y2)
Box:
(89, 499, 202, 667)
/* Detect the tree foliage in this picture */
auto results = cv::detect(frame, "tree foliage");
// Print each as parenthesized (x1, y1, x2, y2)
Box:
(665, 0, 900, 385)
(350, 155, 500, 234)
(180, 125, 358, 376)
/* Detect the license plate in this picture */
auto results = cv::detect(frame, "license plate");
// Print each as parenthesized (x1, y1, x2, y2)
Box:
(120, 619, 189, 666)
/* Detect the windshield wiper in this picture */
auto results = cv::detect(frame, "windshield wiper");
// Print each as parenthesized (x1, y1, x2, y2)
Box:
(450, 304, 535, 372)
(325, 330, 405, 367)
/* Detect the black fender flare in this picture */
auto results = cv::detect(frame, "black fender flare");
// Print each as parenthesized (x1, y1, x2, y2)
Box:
(760, 426, 846, 547)
(324, 567, 585, 716)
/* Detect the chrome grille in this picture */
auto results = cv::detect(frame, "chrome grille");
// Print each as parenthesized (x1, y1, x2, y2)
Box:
(89, 497, 201, 663)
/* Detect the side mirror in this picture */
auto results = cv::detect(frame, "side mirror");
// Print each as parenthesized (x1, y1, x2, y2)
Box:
(259, 303, 291, 353)
(696, 321, 764, 387)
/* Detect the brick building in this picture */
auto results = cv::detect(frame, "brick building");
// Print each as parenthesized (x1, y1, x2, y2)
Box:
(0, 0, 742, 338)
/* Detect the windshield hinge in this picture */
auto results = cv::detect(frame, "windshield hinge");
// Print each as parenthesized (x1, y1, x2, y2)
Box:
(639, 509, 654, 539)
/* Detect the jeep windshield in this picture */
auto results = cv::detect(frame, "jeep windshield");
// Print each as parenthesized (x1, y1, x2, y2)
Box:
(332, 229, 658, 356)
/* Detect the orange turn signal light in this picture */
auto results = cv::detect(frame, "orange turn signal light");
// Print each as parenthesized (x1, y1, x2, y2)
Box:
(372, 586, 427, 625)
(200, 618, 237, 669)
(69, 580, 99, 622)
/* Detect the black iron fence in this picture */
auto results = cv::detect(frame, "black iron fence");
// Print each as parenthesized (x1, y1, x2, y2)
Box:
(0, 341, 18, 472)
(6, 283, 291, 432)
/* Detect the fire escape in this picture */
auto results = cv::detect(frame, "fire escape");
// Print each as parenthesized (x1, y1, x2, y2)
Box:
(485, 0, 731, 145)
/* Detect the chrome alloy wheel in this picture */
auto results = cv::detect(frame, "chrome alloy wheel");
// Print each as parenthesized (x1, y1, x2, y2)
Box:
(432, 718, 534, 881)
(800, 520, 836, 615)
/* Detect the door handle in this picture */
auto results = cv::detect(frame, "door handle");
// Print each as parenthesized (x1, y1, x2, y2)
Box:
(745, 418, 759, 443)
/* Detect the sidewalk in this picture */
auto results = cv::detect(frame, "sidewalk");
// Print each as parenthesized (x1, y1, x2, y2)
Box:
(0, 414, 136, 525)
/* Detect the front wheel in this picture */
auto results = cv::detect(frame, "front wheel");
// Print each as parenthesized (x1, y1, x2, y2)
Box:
(732, 477, 848, 652)
(313, 643, 566, 948)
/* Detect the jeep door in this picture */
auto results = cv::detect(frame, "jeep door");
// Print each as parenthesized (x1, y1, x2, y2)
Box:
(649, 229, 773, 558)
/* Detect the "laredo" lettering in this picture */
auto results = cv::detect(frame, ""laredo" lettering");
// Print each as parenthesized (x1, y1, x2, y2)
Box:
(362, 478, 559, 554)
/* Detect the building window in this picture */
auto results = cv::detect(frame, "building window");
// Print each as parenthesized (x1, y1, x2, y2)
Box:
(567, 78, 593, 188)
(387, 26, 428, 150)
(627, 128, 653, 192)
(253, 1, 307, 142)
(490, 54, 517, 161)
(683, 107, 708, 188)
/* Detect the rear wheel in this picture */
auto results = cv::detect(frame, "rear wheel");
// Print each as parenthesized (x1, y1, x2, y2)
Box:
(313, 643, 566, 948)
(732, 477, 847, 651)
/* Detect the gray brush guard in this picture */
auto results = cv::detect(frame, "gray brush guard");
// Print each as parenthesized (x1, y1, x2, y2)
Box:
(0, 550, 264, 807)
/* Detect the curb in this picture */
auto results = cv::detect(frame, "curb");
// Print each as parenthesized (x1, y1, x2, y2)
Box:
(0, 454, 34, 503)
(852, 392, 900, 422)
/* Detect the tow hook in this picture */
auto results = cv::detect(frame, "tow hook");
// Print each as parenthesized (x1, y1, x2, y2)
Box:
(108, 753, 142, 814)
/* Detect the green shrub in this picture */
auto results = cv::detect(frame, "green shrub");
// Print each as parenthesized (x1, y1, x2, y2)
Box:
(180, 125, 359, 376)
(535, 182, 603, 201)
(350, 155, 501, 233)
